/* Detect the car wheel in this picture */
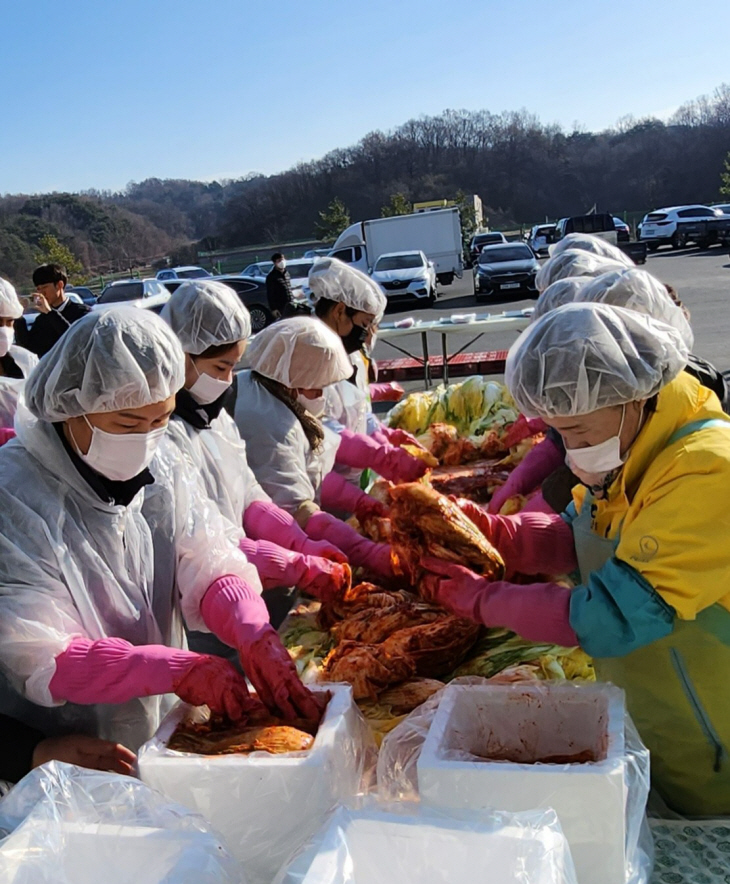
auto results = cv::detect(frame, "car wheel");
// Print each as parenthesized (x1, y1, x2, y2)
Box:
(428, 287, 437, 305)
(647, 243, 659, 253)
(249, 304, 273, 332)
(671, 231, 686, 249)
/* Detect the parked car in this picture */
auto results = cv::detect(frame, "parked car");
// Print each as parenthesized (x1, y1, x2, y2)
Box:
(242, 258, 316, 295)
(612, 216, 631, 243)
(370, 250, 437, 304)
(210, 275, 299, 332)
(710, 203, 730, 215)
(639, 205, 726, 250)
(469, 231, 507, 264)
(155, 266, 212, 281)
(241, 261, 274, 278)
(65, 285, 97, 306)
(473, 243, 539, 301)
(526, 224, 557, 257)
(303, 248, 331, 258)
(94, 279, 170, 313)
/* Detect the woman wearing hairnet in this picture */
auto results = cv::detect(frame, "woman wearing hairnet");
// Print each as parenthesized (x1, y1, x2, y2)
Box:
(488, 267, 720, 514)
(309, 258, 428, 488)
(423, 302, 730, 815)
(0, 278, 39, 440)
(160, 280, 350, 607)
(233, 316, 394, 579)
(547, 232, 635, 266)
(534, 248, 628, 293)
(0, 308, 317, 753)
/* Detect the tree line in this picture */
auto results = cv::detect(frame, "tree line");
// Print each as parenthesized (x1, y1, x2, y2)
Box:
(1, 84, 729, 287)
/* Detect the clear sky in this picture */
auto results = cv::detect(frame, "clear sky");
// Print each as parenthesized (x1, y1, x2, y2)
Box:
(3, 0, 729, 195)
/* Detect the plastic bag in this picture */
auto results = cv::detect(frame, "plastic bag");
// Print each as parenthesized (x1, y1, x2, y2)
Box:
(0, 761, 242, 883)
(273, 801, 579, 884)
(138, 685, 376, 884)
(378, 680, 653, 884)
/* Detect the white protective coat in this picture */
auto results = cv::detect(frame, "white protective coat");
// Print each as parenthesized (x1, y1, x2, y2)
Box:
(165, 408, 269, 528)
(234, 370, 340, 514)
(0, 404, 260, 751)
(0, 345, 38, 427)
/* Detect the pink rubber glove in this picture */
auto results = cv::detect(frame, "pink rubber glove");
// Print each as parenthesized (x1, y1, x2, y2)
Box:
(50, 637, 256, 721)
(321, 470, 369, 514)
(455, 499, 578, 578)
(500, 415, 549, 450)
(370, 381, 405, 402)
(305, 510, 394, 580)
(238, 537, 351, 601)
(487, 435, 565, 513)
(0, 427, 15, 446)
(201, 576, 321, 720)
(243, 498, 347, 563)
(336, 428, 428, 483)
(421, 557, 578, 647)
(371, 424, 428, 452)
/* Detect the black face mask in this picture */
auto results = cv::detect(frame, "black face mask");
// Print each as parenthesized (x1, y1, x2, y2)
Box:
(341, 324, 368, 354)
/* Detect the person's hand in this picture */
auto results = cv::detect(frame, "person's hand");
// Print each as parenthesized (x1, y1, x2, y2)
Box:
(173, 654, 257, 721)
(239, 626, 322, 721)
(32, 292, 51, 314)
(382, 426, 428, 451)
(32, 734, 137, 775)
(354, 494, 389, 525)
(300, 537, 348, 564)
(385, 447, 429, 483)
(419, 556, 487, 619)
(300, 559, 352, 603)
(450, 496, 495, 538)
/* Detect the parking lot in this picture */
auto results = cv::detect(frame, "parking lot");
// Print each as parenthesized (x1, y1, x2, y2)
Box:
(372, 248, 730, 389)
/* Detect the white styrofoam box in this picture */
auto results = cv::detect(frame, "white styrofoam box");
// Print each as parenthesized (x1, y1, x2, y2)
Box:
(417, 683, 628, 884)
(0, 821, 237, 884)
(138, 684, 370, 884)
(274, 804, 578, 884)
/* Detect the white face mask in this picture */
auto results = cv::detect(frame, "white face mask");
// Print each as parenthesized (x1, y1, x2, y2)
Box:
(0, 326, 14, 358)
(188, 362, 231, 405)
(565, 405, 626, 489)
(276, 260, 287, 271)
(296, 392, 326, 418)
(71, 416, 167, 482)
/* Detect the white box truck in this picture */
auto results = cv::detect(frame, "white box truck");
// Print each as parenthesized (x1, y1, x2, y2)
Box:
(328, 207, 463, 285)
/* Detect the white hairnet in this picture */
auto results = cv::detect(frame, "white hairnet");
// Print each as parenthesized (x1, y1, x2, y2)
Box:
(0, 278, 24, 319)
(577, 268, 694, 350)
(25, 307, 185, 421)
(548, 233, 635, 267)
(309, 257, 386, 317)
(160, 279, 252, 355)
(535, 249, 628, 292)
(505, 302, 689, 417)
(246, 316, 353, 389)
(532, 277, 590, 321)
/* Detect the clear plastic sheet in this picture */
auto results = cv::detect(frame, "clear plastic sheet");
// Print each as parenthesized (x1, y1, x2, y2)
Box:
(377, 680, 653, 884)
(0, 760, 241, 883)
(138, 684, 376, 884)
(273, 801, 579, 884)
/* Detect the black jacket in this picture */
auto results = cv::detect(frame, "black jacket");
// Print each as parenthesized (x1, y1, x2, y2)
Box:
(266, 267, 294, 315)
(0, 713, 44, 785)
(15, 299, 91, 357)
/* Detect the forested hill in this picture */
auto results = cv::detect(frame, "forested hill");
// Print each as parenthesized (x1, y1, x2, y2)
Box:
(2, 84, 729, 286)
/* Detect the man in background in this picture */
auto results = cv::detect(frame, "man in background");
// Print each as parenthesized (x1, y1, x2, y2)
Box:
(266, 252, 296, 319)
(16, 263, 91, 357)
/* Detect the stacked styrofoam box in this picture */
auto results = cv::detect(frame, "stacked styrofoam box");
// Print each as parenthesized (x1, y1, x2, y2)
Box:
(138, 684, 368, 884)
(274, 805, 578, 884)
(417, 683, 628, 884)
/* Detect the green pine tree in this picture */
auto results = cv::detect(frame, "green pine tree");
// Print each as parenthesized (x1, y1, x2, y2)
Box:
(315, 198, 351, 242)
(720, 151, 730, 198)
(35, 234, 84, 282)
(381, 193, 412, 217)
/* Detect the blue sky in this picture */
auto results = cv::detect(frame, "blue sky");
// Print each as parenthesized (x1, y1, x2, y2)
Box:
(2, 0, 729, 195)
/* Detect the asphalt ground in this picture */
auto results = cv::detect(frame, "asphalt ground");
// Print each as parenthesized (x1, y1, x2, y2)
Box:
(371, 246, 730, 397)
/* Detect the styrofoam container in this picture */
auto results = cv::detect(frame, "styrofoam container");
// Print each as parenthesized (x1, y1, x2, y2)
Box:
(138, 684, 370, 884)
(274, 804, 578, 884)
(417, 683, 628, 884)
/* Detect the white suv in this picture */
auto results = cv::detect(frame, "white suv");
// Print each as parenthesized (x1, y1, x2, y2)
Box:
(371, 251, 437, 304)
(94, 278, 170, 313)
(639, 205, 724, 251)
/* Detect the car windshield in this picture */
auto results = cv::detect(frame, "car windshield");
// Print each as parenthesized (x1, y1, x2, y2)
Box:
(474, 234, 502, 245)
(479, 245, 533, 263)
(287, 262, 315, 280)
(375, 254, 423, 271)
(98, 282, 144, 303)
(177, 268, 211, 279)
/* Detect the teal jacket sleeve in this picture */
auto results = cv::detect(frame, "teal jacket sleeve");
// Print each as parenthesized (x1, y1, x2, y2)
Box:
(569, 555, 676, 657)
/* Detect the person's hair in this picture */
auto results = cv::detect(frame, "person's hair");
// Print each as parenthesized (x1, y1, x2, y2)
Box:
(664, 283, 682, 307)
(313, 297, 358, 320)
(271, 253, 284, 263)
(196, 341, 240, 360)
(32, 263, 67, 287)
(251, 370, 325, 452)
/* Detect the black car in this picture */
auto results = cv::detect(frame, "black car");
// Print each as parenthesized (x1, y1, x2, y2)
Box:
(473, 243, 539, 301)
(468, 231, 508, 264)
(209, 275, 296, 332)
